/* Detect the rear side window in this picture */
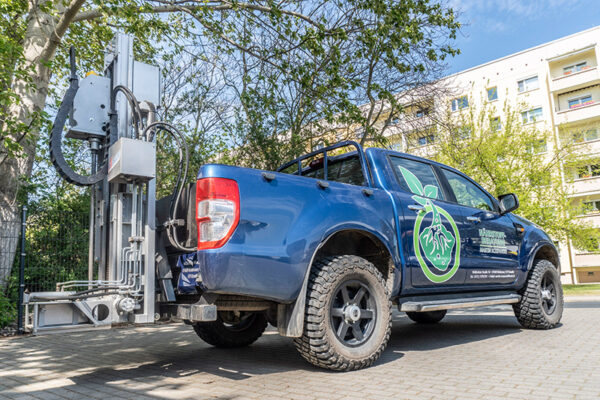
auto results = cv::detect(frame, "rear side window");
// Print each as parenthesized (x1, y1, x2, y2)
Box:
(335, 157, 364, 186)
(442, 169, 495, 211)
(302, 155, 365, 186)
(389, 156, 444, 200)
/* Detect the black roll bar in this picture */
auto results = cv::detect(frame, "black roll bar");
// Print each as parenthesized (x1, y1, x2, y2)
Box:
(275, 141, 373, 187)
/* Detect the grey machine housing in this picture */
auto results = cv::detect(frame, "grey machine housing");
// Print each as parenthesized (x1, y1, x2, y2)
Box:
(108, 137, 156, 183)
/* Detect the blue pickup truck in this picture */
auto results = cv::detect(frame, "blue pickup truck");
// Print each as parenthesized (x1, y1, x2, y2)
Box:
(168, 141, 563, 371)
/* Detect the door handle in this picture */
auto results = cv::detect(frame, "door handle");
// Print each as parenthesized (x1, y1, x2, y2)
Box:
(467, 216, 481, 223)
(408, 204, 425, 213)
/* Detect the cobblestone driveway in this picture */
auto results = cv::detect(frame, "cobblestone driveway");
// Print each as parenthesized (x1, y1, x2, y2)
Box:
(1, 299, 599, 400)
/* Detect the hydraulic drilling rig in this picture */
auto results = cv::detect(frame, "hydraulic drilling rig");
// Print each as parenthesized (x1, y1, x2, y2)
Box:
(24, 32, 214, 334)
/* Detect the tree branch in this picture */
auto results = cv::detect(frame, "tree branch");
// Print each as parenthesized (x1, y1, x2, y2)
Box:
(72, 1, 324, 30)
(41, 0, 87, 62)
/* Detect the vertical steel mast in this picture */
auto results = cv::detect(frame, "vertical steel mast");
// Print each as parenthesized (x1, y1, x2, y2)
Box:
(26, 32, 161, 332)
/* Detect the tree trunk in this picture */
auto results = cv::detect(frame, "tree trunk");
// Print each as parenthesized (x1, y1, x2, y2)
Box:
(0, 4, 57, 290)
(0, 208, 22, 290)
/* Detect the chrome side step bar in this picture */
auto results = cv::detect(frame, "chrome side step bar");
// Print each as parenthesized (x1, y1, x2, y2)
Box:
(399, 292, 521, 312)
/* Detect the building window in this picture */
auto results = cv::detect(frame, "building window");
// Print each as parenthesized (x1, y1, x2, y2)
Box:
(487, 87, 498, 101)
(518, 76, 539, 93)
(527, 139, 547, 154)
(417, 134, 435, 147)
(521, 107, 543, 124)
(572, 127, 599, 143)
(575, 164, 600, 179)
(583, 200, 600, 214)
(415, 108, 430, 118)
(451, 96, 469, 112)
(563, 61, 588, 75)
(387, 116, 401, 126)
(568, 94, 593, 109)
(490, 117, 501, 131)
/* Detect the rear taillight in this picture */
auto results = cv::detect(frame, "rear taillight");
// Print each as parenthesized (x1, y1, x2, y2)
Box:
(196, 178, 240, 250)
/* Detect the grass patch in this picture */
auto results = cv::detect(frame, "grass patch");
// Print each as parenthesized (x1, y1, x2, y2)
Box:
(563, 284, 600, 296)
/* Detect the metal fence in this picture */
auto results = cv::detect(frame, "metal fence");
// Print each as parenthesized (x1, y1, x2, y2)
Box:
(0, 202, 90, 331)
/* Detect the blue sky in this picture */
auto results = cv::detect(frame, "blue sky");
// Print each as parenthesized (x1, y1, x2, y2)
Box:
(447, 0, 600, 73)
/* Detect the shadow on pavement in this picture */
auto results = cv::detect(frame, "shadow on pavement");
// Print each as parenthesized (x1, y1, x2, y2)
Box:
(564, 300, 600, 308)
(1, 306, 561, 399)
(388, 309, 522, 352)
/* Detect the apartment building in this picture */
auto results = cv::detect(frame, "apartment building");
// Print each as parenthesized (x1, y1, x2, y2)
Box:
(379, 26, 600, 284)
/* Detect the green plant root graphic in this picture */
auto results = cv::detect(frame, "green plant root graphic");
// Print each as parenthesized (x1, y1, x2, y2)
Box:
(399, 166, 461, 283)
(419, 203, 455, 271)
(414, 205, 461, 282)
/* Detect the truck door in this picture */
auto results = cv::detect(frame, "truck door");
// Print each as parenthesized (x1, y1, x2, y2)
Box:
(437, 167, 520, 286)
(387, 156, 467, 290)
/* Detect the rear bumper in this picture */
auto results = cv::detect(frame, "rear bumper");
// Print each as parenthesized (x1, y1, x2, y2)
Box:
(196, 240, 308, 303)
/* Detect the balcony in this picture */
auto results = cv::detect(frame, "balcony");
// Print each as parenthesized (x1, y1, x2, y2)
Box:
(555, 101, 600, 125)
(573, 253, 600, 268)
(550, 66, 600, 93)
(575, 212, 600, 226)
(567, 176, 600, 197)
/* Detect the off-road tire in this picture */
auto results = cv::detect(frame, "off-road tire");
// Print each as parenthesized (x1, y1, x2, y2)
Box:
(513, 259, 563, 329)
(406, 310, 447, 324)
(293, 255, 392, 371)
(193, 312, 267, 348)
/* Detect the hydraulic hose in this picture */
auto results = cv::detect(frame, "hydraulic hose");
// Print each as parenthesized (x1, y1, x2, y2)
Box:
(144, 121, 195, 252)
(112, 85, 144, 138)
(50, 47, 108, 186)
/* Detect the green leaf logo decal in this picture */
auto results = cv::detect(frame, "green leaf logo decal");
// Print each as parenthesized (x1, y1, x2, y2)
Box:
(400, 166, 461, 283)
(423, 185, 438, 199)
(399, 167, 425, 196)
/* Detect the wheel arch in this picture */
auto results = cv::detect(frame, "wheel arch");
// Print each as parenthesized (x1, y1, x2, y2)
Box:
(314, 229, 397, 291)
(277, 227, 398, 338)
(528, 242, 561, 274)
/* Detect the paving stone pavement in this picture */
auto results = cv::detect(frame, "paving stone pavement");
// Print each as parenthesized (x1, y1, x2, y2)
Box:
(1, 299, 599, 400)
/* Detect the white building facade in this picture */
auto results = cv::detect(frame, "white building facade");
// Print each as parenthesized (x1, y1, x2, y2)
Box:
(386, 26, 600, 284)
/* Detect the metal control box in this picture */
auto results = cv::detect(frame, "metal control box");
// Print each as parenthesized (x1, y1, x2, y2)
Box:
(108, 137, 156, 183)
(67, 74, 111, 139)
(133, 61, 161, 105)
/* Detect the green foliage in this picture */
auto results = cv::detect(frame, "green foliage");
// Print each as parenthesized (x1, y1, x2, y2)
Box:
(3, 0, 461, 189)
(151, 0, 460, 169)
(4, 189, 91, 306)
(23, 191, 91, 290)
(0, 0, 36, 161)
(0, 185, 90, 328)
(563, 284, 600, 296)
(433, 97, 600, 250)
(0, 291, 16, 329)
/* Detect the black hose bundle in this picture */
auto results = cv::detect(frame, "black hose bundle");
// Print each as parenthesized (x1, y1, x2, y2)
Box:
(144, 121, 195, 252)
(50, 47, 108, 186)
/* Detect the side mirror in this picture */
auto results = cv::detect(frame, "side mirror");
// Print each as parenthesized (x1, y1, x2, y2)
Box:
(498, 193, 519, 215)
